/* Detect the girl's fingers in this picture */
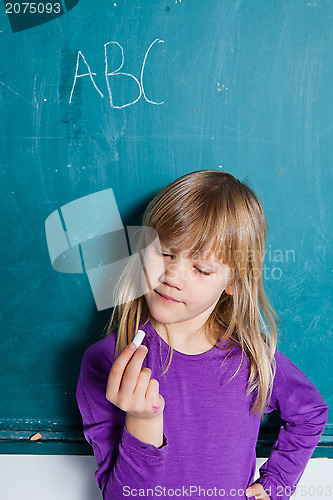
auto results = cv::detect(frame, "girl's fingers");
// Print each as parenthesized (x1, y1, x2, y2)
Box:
(133, 367, 152, 400)
(106, 344, 165, 418)
(106, 344, 145, 399)
(118, 345, 148, 396)
(145, 378, 164, 413)
(246, 483, 270, 500)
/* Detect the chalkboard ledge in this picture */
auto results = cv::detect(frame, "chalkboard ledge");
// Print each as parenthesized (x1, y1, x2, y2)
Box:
(0, 426, 333, 457)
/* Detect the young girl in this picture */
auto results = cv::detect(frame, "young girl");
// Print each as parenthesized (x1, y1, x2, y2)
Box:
(76, 170, 328, 500)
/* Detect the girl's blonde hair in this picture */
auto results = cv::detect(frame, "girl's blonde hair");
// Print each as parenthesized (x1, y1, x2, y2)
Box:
(106, 170, 278, 416)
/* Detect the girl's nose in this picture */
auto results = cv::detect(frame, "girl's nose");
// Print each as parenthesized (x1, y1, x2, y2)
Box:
(160, 259, 186, 290)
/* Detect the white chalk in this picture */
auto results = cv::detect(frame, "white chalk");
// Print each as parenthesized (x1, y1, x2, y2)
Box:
(132, 329, 146, 348)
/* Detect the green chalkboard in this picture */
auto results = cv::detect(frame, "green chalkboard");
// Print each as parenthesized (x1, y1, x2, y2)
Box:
(0, 0, 332, 455)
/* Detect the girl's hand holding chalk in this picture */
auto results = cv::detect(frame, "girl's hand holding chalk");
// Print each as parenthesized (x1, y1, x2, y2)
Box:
(106, 331, 164, 420)
(106, 330, 165, 447)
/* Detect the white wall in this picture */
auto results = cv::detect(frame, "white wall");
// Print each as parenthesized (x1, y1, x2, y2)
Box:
(0, 456, 332, 500)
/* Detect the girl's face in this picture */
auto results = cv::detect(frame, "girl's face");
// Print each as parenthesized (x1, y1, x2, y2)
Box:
(142, 238, 232, 335)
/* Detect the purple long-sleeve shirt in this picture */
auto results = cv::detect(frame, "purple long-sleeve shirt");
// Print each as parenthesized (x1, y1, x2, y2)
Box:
(76, 321, 328, 500)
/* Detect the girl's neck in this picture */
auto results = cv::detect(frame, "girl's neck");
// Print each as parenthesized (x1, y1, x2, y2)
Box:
(151, 319, 215, 355)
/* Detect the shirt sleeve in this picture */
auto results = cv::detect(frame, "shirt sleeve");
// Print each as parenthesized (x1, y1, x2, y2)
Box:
(76, 338, 168, 499)
(258, 349, 328, 500)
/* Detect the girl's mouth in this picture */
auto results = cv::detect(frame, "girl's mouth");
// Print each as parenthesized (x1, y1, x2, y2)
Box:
(155, 290, 181, 303)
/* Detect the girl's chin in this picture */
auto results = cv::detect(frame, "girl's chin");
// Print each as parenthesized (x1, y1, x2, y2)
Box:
(148, 307, 183, 326)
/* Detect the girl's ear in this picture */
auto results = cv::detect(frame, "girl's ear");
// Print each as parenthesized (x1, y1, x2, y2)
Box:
(225, 282, 233, 295)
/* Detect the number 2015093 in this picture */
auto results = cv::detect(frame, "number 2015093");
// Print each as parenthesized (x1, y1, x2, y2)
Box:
(5, 3, 61, 14)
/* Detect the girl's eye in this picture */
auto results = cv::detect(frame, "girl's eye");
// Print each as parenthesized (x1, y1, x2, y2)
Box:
(154, 247, 173, 259)
(194, 267, 212, 276)
(153, 247, 212, 274)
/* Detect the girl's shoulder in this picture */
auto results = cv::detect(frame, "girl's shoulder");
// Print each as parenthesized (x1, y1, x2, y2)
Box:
(273, 348, 303, 376)
(271, 348, 323, 399)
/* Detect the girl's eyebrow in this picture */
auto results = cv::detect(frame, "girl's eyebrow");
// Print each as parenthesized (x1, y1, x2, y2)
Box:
(159, 242, 173, 253)
(159, 241, 177, 252)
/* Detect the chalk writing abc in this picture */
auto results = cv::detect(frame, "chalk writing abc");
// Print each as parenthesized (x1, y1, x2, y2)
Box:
(69, 39, 165, 109)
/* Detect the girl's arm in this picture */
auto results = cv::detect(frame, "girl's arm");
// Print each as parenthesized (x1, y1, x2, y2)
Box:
(257, 349, 328, 500)
(76, 336, 167, 499)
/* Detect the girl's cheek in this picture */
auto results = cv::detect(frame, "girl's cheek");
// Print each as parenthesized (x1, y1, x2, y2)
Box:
(141, 264, 164, 293)
(146, 257, 165, 286)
